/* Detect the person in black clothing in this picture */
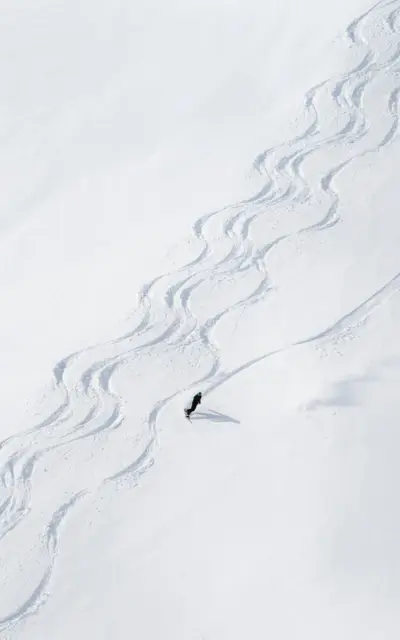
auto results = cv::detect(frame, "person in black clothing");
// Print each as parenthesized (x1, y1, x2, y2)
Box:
(185, 392, 202, 418)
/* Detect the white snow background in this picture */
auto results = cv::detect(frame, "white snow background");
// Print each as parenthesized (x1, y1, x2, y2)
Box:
(1, 0, 400, 638)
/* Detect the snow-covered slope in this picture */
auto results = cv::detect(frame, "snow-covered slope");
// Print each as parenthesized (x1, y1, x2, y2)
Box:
(1, 0, 400, 638)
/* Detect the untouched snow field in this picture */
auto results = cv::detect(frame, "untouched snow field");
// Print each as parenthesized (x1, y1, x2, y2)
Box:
(1, 0, 400, 637)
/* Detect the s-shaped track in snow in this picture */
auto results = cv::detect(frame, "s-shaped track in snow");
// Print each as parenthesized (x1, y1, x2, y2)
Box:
(1, 0, 400, 633)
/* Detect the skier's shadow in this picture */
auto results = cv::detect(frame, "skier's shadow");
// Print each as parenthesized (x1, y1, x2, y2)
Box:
(191, 409, 240, 424)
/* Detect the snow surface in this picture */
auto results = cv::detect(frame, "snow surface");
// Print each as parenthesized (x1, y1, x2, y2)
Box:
(1, 0, 400, 637)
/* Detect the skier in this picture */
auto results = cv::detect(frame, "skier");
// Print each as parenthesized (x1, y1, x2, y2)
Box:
(185, 392, 202, 418)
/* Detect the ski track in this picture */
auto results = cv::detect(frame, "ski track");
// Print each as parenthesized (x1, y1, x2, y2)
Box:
(1, 0, 400, 633)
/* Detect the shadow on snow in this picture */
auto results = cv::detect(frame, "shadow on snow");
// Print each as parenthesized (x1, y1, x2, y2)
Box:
(190, 409, 240, 424)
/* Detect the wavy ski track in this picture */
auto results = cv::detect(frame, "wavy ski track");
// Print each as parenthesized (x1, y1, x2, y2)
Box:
(1, 0, 400, 633)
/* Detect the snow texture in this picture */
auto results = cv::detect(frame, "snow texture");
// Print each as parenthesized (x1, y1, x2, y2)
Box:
(1, 0, 400, 638)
